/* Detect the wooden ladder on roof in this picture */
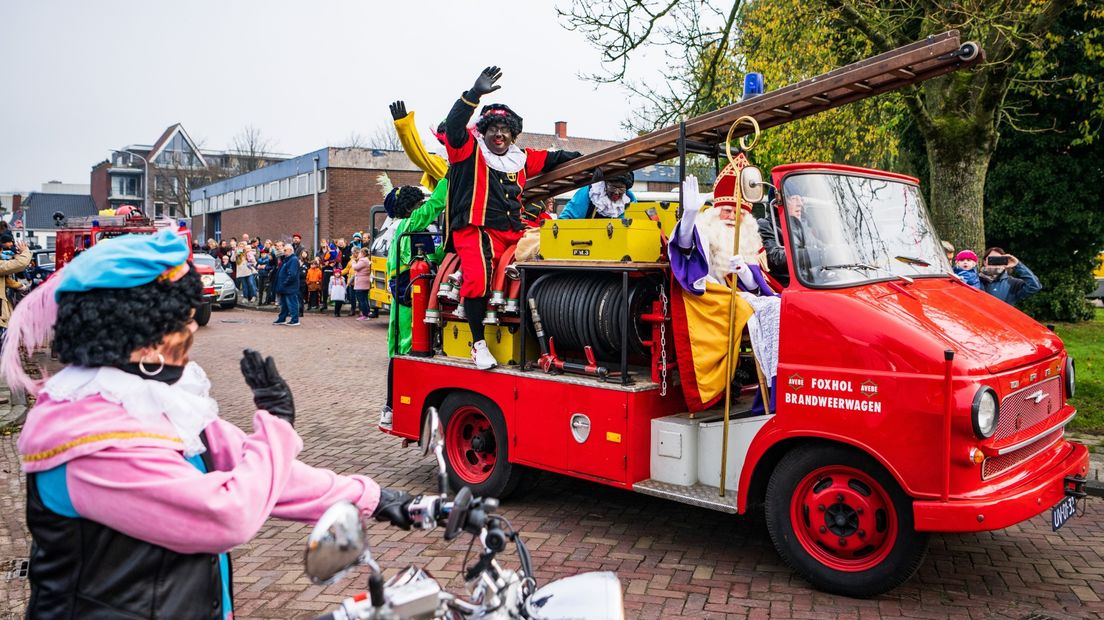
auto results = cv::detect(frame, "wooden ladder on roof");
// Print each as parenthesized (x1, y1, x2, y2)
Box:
(522, 31, 982, 204)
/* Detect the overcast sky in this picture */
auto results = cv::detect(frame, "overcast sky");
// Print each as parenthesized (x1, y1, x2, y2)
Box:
(0, 1, 668, 192)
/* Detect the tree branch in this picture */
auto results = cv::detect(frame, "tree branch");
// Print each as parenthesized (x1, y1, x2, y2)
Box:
(822, 0, 905, 52)
(901, 86, 936, 137)
(699, 1, 744, 105)
(558, 0, 684, 82)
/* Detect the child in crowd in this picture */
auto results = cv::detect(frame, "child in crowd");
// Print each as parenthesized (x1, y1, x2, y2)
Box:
(305, 258, 324, 309)
(954, 250, 982, 288)
(329, 265, 347, 317)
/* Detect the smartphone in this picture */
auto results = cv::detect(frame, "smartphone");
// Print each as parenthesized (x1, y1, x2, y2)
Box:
(987, 255, 1010, 266)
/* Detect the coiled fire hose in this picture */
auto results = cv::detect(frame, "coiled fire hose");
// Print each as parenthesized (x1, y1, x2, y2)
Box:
(528, 272, 654, 363)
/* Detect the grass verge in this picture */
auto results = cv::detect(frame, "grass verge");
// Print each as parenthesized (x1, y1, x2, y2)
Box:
(1055, 306, 1103, 434)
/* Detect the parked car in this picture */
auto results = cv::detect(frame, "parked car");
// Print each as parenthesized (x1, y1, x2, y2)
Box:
(193, 254, 238, 309)
(1091, 252, 1104, 299)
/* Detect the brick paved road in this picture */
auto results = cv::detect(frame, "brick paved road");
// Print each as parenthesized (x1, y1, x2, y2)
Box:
(1, 308, 1102, 619)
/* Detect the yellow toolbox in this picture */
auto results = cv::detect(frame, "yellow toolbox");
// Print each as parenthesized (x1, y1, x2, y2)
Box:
(538, 217, 663, 262)
(441, 320, 537, 366)
(625, 201, 678, 237)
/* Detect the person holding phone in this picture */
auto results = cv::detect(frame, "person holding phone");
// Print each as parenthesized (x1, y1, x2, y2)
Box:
(979, 246, 1041, 306)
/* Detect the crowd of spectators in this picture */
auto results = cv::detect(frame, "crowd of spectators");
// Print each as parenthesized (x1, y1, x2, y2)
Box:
(202, 231, 379, 323)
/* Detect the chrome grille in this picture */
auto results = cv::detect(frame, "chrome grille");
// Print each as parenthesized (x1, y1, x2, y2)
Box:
(982, 429, 1064, 480)
(995, 377, 1062, 441)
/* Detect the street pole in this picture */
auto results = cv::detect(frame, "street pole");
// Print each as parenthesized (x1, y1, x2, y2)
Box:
(110, 149, 150, 215)
(312, 155, 320, 253)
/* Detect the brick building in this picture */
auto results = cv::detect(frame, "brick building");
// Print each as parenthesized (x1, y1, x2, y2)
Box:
(91, 123, 288, 218)
(189, 147, 423, 250)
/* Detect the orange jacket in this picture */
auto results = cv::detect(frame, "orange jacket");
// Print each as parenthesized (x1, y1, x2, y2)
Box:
(306, 266, 323, 290)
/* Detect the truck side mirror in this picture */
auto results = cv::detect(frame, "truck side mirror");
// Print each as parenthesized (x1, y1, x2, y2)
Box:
(740, 166, 766, 204)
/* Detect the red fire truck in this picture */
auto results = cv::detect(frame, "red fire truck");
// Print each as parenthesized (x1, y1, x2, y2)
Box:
(54, 207, 216, 326)
(381, 33, 1089, 596)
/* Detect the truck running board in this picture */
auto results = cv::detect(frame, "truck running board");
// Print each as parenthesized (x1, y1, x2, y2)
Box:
(523, 30, 982, 204)
(633, 479, 738, 514)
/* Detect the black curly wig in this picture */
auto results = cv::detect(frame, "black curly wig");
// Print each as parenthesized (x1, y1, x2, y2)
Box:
(393, 186, 426, 219)
(475, 104, 523, 138)
(53, 266, 203, 367)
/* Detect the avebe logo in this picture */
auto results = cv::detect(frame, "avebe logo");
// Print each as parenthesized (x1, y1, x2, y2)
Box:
(860, 380, 878, 399)
(788, 374, 805, 391)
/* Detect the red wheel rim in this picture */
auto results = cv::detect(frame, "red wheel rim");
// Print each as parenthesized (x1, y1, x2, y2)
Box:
(445, 406, 497, 484)
(790, 465, 897, 572)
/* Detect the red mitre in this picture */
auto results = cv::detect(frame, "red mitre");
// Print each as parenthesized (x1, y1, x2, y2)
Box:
(712, 152, 754, 213)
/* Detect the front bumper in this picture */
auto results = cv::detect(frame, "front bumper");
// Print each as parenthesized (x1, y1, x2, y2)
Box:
(913, 440, 1089, 532)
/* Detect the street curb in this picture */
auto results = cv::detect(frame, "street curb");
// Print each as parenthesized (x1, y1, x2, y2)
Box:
(233, 301, 375, 317)
(1088, 480, 1104, 498)
(230, 302, 278, 313)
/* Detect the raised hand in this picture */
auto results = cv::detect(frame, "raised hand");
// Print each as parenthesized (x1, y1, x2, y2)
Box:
(682, 177, 706, 214)
(470, 66, 503, 97)
(389, 100, 407, 121)
(240, 349, 295, 426)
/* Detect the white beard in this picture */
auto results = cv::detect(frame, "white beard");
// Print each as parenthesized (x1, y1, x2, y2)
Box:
(698, 207, 764, 285)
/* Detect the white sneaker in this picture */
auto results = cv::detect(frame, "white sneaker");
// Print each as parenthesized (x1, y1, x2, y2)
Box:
(379, 405, 393, 428)
(471, 340, 497, 370)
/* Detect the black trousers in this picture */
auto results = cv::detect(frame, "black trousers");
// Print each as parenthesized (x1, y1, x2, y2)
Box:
(320, 270, 332, 308)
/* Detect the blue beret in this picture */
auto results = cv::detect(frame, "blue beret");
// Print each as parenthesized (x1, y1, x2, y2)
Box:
(383, 188, 399, 218)
(56, 229, 191, 299)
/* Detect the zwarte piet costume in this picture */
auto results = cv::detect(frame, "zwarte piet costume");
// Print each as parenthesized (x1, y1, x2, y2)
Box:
(4, 229, 412, 620)
(443, 71, 580, 359)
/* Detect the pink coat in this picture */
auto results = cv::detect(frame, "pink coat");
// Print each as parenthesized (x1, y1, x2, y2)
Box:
(352, 257, 373, 290)
(19, 390, 380, 555)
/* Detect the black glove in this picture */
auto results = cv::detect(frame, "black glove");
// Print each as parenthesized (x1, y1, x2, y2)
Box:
(372, 488, 413, 530)
(389, 100, 407, 121)
(240, 349, 295, 426)
(469, 66, 502, 98)
(590, 167, 605, 184)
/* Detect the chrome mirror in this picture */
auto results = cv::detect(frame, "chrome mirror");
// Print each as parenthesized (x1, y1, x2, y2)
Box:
(423, 407, 449, 497)
(740, 166, 766, 204)
(305, 501, 369, 585)
(421, 408, 442, 457)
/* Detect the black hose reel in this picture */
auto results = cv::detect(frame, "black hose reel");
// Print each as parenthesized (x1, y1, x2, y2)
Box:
(529, 273, 656, 363)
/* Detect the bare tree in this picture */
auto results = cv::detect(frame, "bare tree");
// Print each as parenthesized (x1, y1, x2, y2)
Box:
(341, 132, 368, 148)
(151, 162, 224, 220)
(231, 125, 275, 172)
(558, 0, 741, 131)
(366, 122, 402, 150)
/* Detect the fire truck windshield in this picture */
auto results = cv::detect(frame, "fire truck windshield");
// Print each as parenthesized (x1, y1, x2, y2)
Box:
(780, 172, 951, 287)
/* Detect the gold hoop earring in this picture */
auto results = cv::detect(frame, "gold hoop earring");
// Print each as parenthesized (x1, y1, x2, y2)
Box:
(139, 352, 166, 376)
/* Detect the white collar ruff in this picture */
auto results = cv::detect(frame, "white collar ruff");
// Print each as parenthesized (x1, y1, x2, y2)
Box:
(588, 182, 631, 218)
(42, 361, 219, 457)
(476, 136, 527, 173)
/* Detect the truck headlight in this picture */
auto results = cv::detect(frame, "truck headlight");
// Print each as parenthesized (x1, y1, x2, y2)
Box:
(1065, 357, 1076, 399)
(972, 387, 999, 439)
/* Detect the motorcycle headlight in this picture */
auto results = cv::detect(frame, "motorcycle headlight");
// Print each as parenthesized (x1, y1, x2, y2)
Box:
(971, 387, 999, 439)
(1065, 357, 1076, 399)
(201, 274, 215, 287)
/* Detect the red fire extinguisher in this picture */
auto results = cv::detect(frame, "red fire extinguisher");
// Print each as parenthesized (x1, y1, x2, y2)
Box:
(409, 244, 433, 357)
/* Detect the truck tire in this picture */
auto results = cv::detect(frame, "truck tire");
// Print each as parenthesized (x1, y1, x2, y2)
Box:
(440, 392, 526, 499)
(195, 302, 212, 327)
(765, 444, 927, 597)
